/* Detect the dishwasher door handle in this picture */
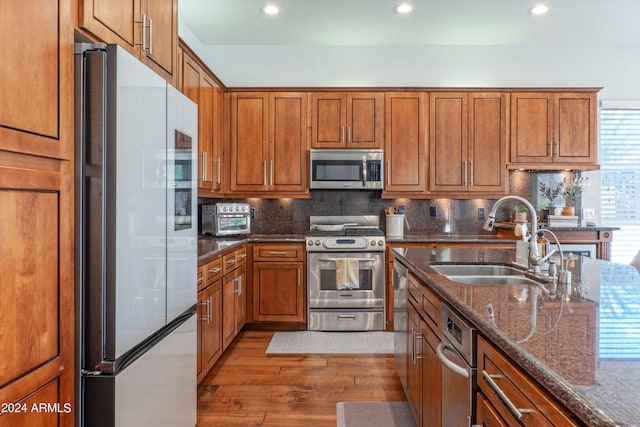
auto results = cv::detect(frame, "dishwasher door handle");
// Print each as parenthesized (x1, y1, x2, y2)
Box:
(436, 341, 469, 378)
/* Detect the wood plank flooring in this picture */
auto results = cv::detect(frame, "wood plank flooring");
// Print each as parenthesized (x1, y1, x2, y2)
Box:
(197, 330, 406, 426)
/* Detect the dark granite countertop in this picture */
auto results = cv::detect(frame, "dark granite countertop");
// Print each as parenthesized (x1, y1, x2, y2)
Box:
(393, 247, 640, 427)
(198, 234, 306, 264)
(495, 222, 620, 232)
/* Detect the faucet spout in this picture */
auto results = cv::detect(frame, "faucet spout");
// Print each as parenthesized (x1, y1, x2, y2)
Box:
(485, 195, 539, 270)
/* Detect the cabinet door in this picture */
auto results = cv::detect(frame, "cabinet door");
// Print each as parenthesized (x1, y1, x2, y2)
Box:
(510, 93, 554, 163)
(346, 92, 384, 148)
(269, 92, 308, 192)
(140, 0, 177, 85)
(78, 0, 136, 48)
(211, 86, 224, 192)
(429, 92, 468, 192)
(311, 92, 346, 148)
(476, 392, 508, 427)
(468, 92, 509, 194)
(222, 273, 237, 350)
(421, 320, 442, 427)
(199, 74, 216, 192)
(253, 262, 304, 322)
(1, 0, 72, 159)
(235, 266, 247, 333)
(555, 92, 597, 163)
(230, 93, 269, 192)
(384, 92, 427, 193)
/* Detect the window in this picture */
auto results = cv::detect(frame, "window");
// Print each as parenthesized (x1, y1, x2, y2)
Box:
(600, 105, 640, 264)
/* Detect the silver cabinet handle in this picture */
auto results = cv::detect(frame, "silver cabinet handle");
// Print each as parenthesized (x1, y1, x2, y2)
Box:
(463, 161, 467, 186)
(341, 127, 345, 143)
(549, 140, 553, 157)
(235, 276, 242, 296)
(136, 14, 147, 51)
(348, 127, 351, 143)
(208, 267, 221, 274)
(263, 160, 267, 185)
(555, 141, 560, 157)
(212, 156, 221, 184)
(269, 251, 287, 255)
(387, 160, 391, 186)
(197, 277, 203, 285)
(201, 152, 207, 182)
(469, 161, 473, 187)
(436, 341, 469, 378)
(200, 298, 211, 323)
(297, 269, 301, 287)
(270, 160, 273, 186)
(226, 259, 236, 265)
(482, 370, 533, 421)
(148, 18, 153, 55)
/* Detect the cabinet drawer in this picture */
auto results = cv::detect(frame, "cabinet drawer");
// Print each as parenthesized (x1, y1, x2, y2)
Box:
(477, 336, 578, 427)
(205, 257, 222, 285)
(421, 284, 441, 336)
(197, 265, 206, 292)
(235, 247, 248, 266)
(223, 247, 246, 275)
(253, 244, 304, 261)
(407, 273, 422, 306)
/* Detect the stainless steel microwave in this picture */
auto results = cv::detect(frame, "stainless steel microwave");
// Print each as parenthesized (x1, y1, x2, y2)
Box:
(309, 149, 384, 190)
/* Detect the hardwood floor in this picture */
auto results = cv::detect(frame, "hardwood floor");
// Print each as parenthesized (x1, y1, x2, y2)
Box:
(197, 330, 406, 426)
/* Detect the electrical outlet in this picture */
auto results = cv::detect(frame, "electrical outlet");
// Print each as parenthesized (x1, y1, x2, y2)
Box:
(430, 206, 437, 217)
(478, 208, 485, 220)
(250, 207, 257, 219)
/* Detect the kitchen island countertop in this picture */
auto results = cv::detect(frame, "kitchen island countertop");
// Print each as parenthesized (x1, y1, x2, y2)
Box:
(393, 246, 640, 427)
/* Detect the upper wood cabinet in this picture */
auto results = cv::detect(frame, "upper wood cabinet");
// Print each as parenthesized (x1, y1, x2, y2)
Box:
(78, 0, 177, 85)
(383, 92, 427, 194)
(509, 91, 598, 169)
(429, 92, 509, 195)
(230, 92, 309, 195)
(180, 47, 223, 196)
(311, 92, 384, 148)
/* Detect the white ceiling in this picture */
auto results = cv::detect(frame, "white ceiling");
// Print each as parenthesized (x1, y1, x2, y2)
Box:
(178, 0, 640, 88)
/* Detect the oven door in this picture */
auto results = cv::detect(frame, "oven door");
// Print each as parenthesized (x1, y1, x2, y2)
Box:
(308, 252, 384, 308)
(214, 214, 250, 236)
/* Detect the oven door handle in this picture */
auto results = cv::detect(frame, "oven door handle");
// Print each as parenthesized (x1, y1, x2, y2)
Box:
(317, 258, 375, 263)
(436, 341, 469, 378)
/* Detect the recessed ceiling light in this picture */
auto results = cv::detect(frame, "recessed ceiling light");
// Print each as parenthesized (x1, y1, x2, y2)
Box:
(528, 4, 550, 15)
(394, 3, 413, 14)
(262, 4, 280, 15)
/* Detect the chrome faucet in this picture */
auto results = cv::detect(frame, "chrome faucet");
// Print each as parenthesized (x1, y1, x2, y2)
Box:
(484, 195, 541, 271)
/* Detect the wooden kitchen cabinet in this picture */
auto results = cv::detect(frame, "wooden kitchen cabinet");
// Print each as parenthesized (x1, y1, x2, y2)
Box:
(429, 92, 509, 196)
(180, 44, 224, 196)
(78, 0, 178, 85)
(476, 336, 579, 427)
(0, 0, 74, 424)
(230, 92, 308, 195)
(222, 247, 247, 350)
(509, 91, 598, 169)
(310, 92, 384, 148)
(406, 302, 423, 424)
(383, 92, 428, 195)
(251, 244, 305, 323)
(197, 275, 222, 383)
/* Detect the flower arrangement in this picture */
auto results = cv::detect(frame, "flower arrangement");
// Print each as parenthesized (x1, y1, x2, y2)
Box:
(561, 176, 590, 206)
(538, 181, 563, 207)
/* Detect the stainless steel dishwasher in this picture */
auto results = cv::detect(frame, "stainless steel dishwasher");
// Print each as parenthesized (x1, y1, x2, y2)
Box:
(438, 303, 478, 427)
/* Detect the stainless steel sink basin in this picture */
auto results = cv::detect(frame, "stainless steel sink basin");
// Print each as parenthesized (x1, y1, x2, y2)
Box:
(429, 264, 525, 277)
(444, 275, 541, 286)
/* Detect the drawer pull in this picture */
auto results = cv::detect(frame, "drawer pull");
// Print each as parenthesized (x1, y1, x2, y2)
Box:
(208, 267, 221, 274)
(268, 251, 288, 255)
(482, 370, 533, 421)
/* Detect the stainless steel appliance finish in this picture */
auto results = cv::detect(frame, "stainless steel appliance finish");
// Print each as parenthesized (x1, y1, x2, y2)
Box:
(75, 43, 197, 426)
(306, 215, 386, 331)
(438, 303, 478, 427)
(200, 202, 251, 236)
(310, 149, 384, 190)
(393, 256, 409, 393)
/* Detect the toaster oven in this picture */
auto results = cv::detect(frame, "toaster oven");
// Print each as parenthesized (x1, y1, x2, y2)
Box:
(200, 203, 251, 236)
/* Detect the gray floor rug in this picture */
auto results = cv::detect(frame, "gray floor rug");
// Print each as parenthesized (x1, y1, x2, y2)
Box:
(265, 331, 394, 354)
(336, 402, 416, 427)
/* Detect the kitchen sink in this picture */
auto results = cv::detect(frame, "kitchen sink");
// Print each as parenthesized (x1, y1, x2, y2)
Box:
(429, 264, 525, 277)
(444, 275, 542, 286)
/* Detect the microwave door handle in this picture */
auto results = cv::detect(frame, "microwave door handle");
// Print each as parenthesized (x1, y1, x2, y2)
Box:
(362, 155, 367, 187)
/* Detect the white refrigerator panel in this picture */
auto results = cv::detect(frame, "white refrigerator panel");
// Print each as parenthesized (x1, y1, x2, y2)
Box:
(114, 314, 197, 426)
(166, 85, 198, 323)
(114, 46, 168, 359)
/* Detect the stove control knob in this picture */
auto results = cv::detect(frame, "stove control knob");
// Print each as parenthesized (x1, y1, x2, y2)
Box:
(315, 240, 321, 246)
(307, 240, 313, 246)
(370, 240, 376, 246)
(378, 240, 384, 247)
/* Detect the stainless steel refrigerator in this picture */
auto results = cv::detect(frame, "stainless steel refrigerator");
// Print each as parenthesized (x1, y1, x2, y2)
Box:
(75, 43, 198, 426)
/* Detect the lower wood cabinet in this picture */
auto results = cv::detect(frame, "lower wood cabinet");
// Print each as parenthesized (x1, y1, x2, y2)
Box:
(252, 244, 305, 323)
(197, 277, 222, 383)
(476, 336, 579, 426)
(222, 248, 247, 350)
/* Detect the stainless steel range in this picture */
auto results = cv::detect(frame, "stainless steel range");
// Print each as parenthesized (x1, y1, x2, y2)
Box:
(306, 215, 386, 331)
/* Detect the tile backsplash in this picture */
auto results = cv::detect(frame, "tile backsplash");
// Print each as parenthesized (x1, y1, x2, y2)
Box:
(199, 171, 579, 235)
